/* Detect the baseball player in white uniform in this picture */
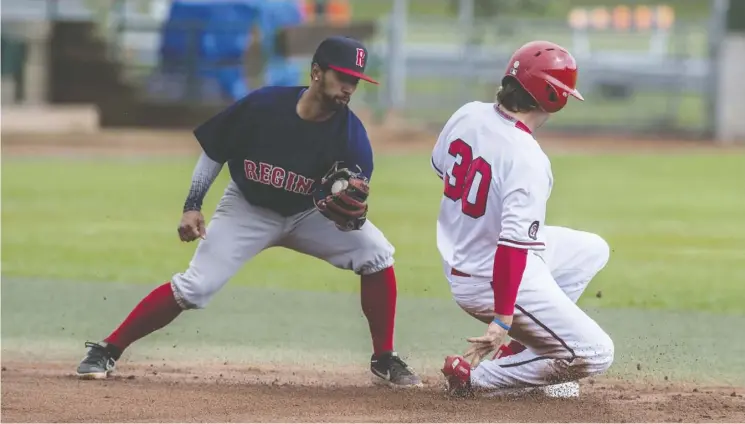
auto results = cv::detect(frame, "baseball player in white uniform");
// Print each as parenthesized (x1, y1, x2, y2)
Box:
(434, 41, 614, 398)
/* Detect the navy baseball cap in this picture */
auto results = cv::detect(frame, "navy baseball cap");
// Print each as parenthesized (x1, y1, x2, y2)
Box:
(312, 36, 379, 85)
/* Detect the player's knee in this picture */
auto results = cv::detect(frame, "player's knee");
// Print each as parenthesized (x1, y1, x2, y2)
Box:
(357, 243, 395, 275)
(170, 270, 225, 310)
(573, 331, 615, 377)
(354, 226, 395, 275)
(590, 332, 615, 374)
(589, 233, 611, 272)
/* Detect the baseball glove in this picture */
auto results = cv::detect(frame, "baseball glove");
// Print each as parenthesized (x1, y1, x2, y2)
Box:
(313, 163, 370, 231)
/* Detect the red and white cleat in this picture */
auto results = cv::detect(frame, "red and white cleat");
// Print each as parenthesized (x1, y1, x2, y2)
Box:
(441, 355, 474, 397)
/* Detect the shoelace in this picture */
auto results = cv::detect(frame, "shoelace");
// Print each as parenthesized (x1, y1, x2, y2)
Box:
(84, 341, 102, 350)
(83, 342, 113, 367)
(388, 356, 414, 376)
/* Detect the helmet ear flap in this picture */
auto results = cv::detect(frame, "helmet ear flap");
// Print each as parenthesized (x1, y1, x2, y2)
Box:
(546, 84, 558, 102)
(541, 83, 568, 113)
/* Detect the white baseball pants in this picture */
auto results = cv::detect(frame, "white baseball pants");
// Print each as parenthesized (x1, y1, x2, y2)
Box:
(445, 226, 614, 390)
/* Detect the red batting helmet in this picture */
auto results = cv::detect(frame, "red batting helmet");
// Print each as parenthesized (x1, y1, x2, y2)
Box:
(503, 41, 584, 113)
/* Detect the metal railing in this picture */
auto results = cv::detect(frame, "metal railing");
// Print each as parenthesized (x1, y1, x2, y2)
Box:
(1, 0, 731, 138)
(360, 1, 730, 138)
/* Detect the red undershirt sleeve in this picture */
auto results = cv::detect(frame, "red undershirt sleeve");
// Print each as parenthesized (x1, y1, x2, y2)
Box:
(491, 152, 551, 315)
(491, 245, 528, 315)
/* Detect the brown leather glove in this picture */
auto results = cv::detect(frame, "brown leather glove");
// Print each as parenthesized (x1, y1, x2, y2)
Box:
(313, 164, 370, 231)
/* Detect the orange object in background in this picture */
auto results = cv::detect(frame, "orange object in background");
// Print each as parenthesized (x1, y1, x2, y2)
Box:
(303, 0, 351, 25)
(612, 5, 632, 31)
(634, 5, 653, 30)
(568, 8, 589, 30)
(567, 4, 676, 32)
(655, 4, 675, 30)
(590, 7, 611, 30)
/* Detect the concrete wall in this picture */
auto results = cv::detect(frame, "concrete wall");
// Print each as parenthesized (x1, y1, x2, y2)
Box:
(716, 33, 745, 145)
(1, 105, 100, 134)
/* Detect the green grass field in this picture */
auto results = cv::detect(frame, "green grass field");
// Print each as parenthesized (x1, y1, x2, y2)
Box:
(2, 151, 745, 384)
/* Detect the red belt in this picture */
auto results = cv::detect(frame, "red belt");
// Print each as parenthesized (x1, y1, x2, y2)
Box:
(451, 268, 472, 277)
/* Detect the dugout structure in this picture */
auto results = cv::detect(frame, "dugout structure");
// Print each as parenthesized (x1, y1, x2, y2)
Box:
(42, 0, 375, 128)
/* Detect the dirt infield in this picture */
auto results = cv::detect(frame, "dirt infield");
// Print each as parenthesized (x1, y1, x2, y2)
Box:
(2, 360, 744, 423)
(3, 123, 745, 422)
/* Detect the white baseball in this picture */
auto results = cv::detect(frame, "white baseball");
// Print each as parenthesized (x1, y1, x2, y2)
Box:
(331, 179, 348, 194)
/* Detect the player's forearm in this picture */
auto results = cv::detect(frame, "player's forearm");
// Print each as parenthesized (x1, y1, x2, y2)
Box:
(490, 245, 528, 316)
(183, 152, 223, 212)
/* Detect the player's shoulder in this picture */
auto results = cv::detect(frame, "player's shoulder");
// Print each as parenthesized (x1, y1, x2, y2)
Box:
(345, 107, 367, 130)
(485, 115, 541, 154)
(213, 86, 302, 119)
(481, 123, 548, 173)
(497, 137, 551, 181)
(497, 129, 540, 152)
(437, 101, 496, 141)
(343, 107, 370, 141)
(243, 85, 305, 107)
(448, 101, 494, 122)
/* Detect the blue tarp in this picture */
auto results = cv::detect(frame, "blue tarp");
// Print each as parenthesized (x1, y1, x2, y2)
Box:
(150, 0, 304, 102)
(257, 0, 305, 86)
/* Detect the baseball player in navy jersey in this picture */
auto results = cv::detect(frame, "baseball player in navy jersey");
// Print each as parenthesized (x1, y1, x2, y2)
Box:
(76, 36, 422, 388)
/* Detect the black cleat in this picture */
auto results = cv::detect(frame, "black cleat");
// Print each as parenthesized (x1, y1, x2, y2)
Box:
(76, 341, 120, 380)
(370, 351, 423, 388)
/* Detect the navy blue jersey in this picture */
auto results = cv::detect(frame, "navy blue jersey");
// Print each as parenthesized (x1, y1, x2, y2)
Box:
(193, 86, 373, 217)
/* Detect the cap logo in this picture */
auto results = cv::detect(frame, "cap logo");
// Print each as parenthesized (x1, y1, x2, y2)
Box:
(355, 48, 366, 68)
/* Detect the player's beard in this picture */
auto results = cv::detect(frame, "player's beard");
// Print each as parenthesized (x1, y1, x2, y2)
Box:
(319, 74, 348, 112)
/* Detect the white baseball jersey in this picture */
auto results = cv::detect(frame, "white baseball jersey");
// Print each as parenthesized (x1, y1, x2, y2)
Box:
(431, 101, 553, 278)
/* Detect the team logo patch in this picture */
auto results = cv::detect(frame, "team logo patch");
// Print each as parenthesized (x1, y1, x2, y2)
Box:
(528, 221, 540, 240)
(355, 48, 366, 68)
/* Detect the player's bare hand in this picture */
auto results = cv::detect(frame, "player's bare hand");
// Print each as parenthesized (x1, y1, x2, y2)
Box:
(178, 210, 206, 242)
(464, 316, 512, 367)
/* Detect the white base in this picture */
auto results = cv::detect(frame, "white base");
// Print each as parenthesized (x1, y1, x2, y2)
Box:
(480, 381, 580, 399)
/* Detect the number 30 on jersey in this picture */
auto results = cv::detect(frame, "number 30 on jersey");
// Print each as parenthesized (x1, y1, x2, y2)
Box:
(444, 138, 492, 219)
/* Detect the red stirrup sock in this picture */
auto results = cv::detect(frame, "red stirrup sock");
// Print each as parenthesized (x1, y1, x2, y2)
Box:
(360, 266, 398, 355)
(104, 282, 183, 351)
